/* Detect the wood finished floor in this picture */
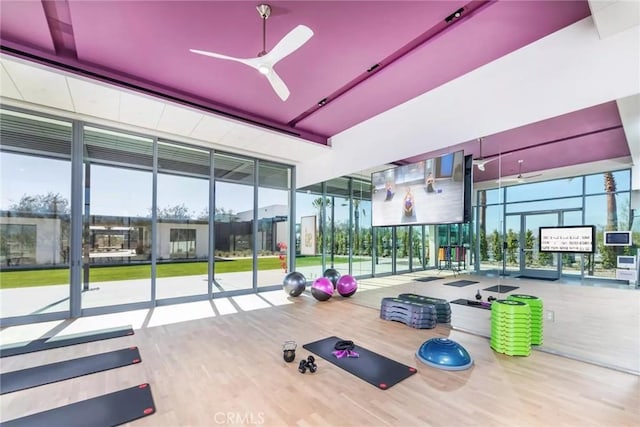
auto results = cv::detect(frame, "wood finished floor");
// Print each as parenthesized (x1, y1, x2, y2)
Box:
(0, 275, 639, 427)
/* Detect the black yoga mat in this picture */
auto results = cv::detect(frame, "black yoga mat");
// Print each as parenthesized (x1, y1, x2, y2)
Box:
(483, 285, 519, 293)
(450, 299, 491, 310)
(303, 336, 417, 390)
(1, 347, 141, 395)
(444, 280, 478, 287)
(0, 383, 155, 427)
(415, 277, 441, 283)
(0, 326, 134, 358)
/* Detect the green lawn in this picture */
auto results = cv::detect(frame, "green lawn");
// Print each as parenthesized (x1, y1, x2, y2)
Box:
(0, 256, 357, 289)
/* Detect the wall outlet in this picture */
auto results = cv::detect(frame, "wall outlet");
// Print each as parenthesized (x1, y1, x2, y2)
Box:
(546, 310, 555, 322)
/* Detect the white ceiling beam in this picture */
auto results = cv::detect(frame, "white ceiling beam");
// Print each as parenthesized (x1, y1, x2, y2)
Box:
(589, 0, 640, 39)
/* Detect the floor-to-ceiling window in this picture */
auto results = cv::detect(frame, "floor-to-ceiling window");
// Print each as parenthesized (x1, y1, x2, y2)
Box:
(257, 161, 291, 288)
(156, 141, 210, 299)
(295, 184, 324, 281)
(395, 226, 410, 273)
(584, 170, 633, 279)
(326, 178, 350, 274)
(374, 226, 393, 274)
(82, 127, 153, 309)
(352, 179, 372, 277)
(0, 109, 72, 318)
(476, 170, 633, 280)
(213, 153, 255, 292)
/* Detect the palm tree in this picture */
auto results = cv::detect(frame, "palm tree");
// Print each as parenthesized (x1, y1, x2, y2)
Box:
(601, 172, 618, 269)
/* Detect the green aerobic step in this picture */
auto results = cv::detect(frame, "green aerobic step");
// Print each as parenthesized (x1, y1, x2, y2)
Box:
(508, 294, 543, 306)
(491, 300, 531, 314)
(490, 339, 531, 349)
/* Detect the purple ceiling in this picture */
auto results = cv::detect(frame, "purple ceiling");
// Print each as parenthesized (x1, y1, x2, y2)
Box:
(0, 0, 591, 142)
(401, 101, 630, 181)
(2, 1, 626, 182)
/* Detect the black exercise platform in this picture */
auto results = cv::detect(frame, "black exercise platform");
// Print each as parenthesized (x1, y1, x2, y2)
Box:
(415, 277, 441, 283)
(444, 280, 479, 287)
(303, 336, 417, 390)
(483, 285, 519, 293)
(0, 326, 134, 358)
(1, 347, 141, 395)
(0, 383, 155, 427)
(450, 299, 492, 310)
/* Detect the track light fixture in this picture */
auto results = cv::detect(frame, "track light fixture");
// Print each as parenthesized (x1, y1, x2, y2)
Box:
(445, 7, 464, 23)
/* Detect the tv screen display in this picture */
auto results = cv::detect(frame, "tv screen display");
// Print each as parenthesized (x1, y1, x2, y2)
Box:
(371, 151, 465, 226)
(604, 231, 632, 246)
(539, 225, 596, 253)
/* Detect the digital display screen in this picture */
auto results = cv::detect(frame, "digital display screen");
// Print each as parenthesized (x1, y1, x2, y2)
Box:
(539, 225, 596, 253)
(371, 151, 465, 226)
(604, 231, 632, 246)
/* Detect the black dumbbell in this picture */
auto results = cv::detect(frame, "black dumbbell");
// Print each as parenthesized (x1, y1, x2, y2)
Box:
(475, 290, 482, 301)
(306, 355, 317, 373)
(298, 355, 317, 374)
(488, 296, 497, 303)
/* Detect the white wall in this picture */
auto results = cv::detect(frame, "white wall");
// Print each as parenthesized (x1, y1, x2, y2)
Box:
(156, 223, 209, 259)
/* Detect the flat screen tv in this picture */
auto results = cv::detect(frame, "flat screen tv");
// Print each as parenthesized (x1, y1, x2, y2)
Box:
(604, 231, 632, 246)
(371, 150, 465, 226)
(539, 225, 596, 253)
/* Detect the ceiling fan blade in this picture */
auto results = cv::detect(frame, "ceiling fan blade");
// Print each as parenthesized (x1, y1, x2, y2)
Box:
(190, 49, 252, 66)
(522, 173, 543, 180)
(473, 157, 498, 171)
(262, 25, 313, 66)
(265, 69, 290, 101)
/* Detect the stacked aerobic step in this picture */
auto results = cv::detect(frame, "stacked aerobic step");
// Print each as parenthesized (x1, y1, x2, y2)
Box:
(397, 293, 451, 323)
(380, 297, 437, 329)
(490, 300, 531, 356)
(507, 294, 543, 345)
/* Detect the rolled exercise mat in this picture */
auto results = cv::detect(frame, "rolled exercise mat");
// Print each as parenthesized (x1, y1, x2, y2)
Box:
(303, 336, 417, 390)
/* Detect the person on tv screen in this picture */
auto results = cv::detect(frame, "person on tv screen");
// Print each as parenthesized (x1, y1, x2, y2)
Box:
(425, 172, 435, 193)
(385, 182, 394, 200)
(403, 188, 414, 216)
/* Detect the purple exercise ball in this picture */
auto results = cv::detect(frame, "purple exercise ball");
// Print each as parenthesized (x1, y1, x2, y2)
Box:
(311, 277, 334, 301)
(336, 275, 358, 297)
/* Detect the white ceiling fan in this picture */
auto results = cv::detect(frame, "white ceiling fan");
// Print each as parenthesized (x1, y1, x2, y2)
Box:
(472, 138, 498, 171)
(499, 159, 543, 183)
(190, 4, 313, 101)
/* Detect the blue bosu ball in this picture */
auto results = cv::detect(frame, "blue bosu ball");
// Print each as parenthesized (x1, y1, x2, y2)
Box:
(416, 338, 473, 371)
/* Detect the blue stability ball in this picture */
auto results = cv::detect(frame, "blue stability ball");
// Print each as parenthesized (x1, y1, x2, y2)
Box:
(283, 271, 307, 297)
(323, 268, 341, 289)
(416, 338, 474, 371)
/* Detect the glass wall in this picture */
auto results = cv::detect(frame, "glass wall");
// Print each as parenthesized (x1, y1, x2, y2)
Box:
(375, 226, 393, 274)
(82, 127, 153, 309)
(395, 226, 410, 272)
(325, 178, 350, 272)
(476, 169, 634, 280)
(257, 161, 291, 288)
(351, 179, 372, 276)
(213, 154, 255, 292)
(295, 183, 324, 281)
(0, 110, 72, 317)
(156, 141, 210, 299)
